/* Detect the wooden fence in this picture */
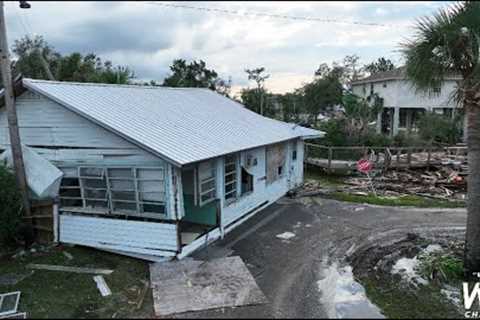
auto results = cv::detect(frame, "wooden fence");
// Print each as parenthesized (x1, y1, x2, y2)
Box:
(305, 143, 467, 172)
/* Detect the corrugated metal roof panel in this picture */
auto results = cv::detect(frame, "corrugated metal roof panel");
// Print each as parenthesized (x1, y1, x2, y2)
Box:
(23, 79, 323, 166)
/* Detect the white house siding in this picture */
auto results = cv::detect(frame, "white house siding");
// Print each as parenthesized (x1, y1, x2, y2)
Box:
(0, 91, 162, 166)
(220, 139, 302, 227)
(59, 214, 178, 257)
(0, 91, 177, 221)
(352, 80, 458, 109)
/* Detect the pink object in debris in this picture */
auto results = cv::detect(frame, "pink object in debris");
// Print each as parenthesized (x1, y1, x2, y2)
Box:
(357, 159, 373, 173)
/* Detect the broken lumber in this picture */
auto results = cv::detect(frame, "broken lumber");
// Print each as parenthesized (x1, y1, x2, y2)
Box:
(93, 275, 112, 297)
(26, 264, 113, 275)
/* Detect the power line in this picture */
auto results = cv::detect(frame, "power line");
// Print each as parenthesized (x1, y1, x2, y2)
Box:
(147, 2, 393, 28)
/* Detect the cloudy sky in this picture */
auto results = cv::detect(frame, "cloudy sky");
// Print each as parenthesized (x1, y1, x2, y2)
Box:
(5, 1, 451, 97)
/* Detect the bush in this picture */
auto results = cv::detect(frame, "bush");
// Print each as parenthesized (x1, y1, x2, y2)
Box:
(392, 132, 426, 147)
(319, 118, 393, 147)
(417, 112, 463, 145)
(0, 164, 23, 246)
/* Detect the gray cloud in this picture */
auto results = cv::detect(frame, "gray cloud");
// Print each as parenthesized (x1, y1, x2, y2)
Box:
(4, 1, 450, 95)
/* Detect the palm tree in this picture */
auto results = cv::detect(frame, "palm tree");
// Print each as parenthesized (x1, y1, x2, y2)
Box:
(402, 1, 480, 277)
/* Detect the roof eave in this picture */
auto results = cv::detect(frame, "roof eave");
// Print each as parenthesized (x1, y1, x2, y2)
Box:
(22, 79, 184, 168)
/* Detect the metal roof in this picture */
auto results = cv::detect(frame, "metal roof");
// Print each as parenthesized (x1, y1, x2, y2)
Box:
(351, 66, 462, 85)
(23, 78, 323, 166)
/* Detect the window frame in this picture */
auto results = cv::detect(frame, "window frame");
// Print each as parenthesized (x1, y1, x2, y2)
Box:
(197, 160, 217, 207)
(224, 154, 238, 204)
(58, 165, 168, 220)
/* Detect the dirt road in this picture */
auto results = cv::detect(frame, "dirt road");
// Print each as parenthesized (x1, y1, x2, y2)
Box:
(177, 197, 466, 318)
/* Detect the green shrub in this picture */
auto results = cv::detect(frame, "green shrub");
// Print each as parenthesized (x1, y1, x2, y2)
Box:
(418, 251, 464, 282)
(392, 132, 426, 147)
(0, 164, 23, 246)
(417, 112, 463, 145)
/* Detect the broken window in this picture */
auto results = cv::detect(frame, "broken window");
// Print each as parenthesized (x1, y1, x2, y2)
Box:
(241, 167, 253, 195)
(79, 167, 109, 210)
(58, 166, 167, 219)
(198, 160, 216, 206)
(224, 154, 238, 202)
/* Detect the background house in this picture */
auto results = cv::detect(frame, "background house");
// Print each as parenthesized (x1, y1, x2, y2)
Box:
(351, 67, 462, 136)
(0, 78, 322, 260)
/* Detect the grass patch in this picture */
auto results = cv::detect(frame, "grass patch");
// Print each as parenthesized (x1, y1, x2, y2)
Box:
(304, 167, 347, 187)
(327, 192, 466, 208)
(418, 252, 464, 283)
(0, 245, 153, 318)
(360, 276, 462, 319)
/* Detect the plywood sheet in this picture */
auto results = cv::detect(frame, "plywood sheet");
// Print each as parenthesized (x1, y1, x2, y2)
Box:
(150, 256, 267, 316)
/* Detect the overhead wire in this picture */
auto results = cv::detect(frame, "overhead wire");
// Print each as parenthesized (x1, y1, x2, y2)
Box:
(146, 1, 395, 28)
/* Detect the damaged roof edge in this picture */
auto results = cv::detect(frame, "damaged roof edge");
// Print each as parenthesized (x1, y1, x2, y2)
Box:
(22, 79, 184, 167)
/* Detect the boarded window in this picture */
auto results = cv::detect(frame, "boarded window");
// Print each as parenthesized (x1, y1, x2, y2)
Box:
(198, 160, 216, 206)
(224, 154, 237, 202)
(266, 143, 286, 184)
(59, 166, 167, 219)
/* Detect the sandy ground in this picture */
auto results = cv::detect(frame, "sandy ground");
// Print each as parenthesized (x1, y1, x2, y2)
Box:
(171, 196, 466, 319)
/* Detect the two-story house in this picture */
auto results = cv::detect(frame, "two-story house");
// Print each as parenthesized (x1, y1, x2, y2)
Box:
(351, 67, 462, 136)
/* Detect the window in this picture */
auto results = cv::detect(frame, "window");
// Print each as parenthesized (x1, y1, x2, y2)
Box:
(292, 150, 297, 161)
(399, 109, 408, 128)
(278, 165, 284, 176)
(224, 154, 238, 202)
(433, 87, 441, 94)
(383, 82, 387, 88)
(59, 166, 167, 219)
(370, 83, 374, 95)
(198, 160, 216, 206)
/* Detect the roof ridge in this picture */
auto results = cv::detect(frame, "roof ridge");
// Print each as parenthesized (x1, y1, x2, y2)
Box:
(22, 78, 213, 91)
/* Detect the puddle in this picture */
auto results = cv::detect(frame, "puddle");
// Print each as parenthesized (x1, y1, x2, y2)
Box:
(317, 263, 384, 319)
(276, 232, 295, 240)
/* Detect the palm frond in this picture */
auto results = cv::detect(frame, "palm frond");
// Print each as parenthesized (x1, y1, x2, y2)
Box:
(401, 1, 480, 96)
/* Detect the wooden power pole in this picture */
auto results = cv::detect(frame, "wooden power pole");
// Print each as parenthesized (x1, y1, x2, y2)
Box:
(0, 0, 32, 216)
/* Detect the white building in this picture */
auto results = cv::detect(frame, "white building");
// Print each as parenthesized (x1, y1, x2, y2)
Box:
(0, 78, 322, 261)
(351, 67, 462, 136)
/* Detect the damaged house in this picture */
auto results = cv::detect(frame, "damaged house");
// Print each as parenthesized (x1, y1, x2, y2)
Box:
(0, 78, 322, 261)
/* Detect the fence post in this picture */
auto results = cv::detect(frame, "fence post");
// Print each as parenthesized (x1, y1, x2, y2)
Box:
(427, 147, 431, 167)
(407, 148, 412, 168)
(328, 147, 333, 173)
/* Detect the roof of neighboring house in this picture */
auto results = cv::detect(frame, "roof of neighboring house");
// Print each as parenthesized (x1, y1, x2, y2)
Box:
(351, 66, 462, 85)
(22, 78, 322, 166)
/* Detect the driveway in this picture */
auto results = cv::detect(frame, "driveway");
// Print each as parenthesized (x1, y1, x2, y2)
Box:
(175, 196, 466, 319)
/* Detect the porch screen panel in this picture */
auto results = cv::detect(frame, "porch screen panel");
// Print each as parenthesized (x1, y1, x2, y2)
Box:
(224, 154, 237, 201)
(59, 165, 167, 219)
(198, 160, 216, 206)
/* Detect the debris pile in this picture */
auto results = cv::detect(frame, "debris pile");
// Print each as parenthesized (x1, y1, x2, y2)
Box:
(302, 164, 467, 202)
(345, 166, 467, 201)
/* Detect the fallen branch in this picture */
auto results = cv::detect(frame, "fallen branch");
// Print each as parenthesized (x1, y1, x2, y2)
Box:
(27, 264, 113, 275)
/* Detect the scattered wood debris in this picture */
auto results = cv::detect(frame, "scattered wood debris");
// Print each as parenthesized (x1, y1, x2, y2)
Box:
(303, 163, 467, 202)
(93, 276, 112, 297)
(135, 280, 149, 310)
(27, 264, 113, 275)
(62, 251, 74, 260)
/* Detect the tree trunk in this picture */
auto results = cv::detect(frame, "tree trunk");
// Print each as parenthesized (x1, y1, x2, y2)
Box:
(464, 92, 480, 278)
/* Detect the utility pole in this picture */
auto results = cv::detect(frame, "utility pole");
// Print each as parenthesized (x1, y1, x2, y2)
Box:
(0, 0, 31, 217)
